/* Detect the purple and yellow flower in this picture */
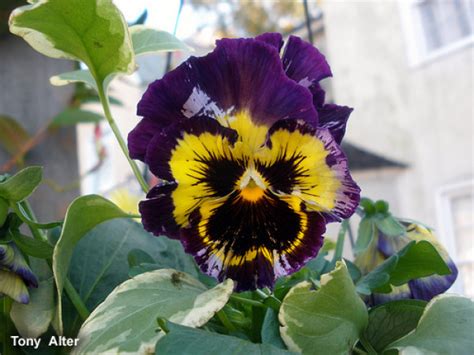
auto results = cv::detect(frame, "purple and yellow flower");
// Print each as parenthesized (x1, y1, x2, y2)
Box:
(0, 242, 38, 304)
(128, 34, 360, 290)
(357, 223, 458, 305)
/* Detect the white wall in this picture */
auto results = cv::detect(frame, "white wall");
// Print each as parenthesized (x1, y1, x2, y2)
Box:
(77, 76, 144, 197)
(322, 1, 473, 227)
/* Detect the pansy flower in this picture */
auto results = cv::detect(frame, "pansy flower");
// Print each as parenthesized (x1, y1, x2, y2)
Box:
(0, 242, 38, 304)
(128, 33, 360, 290)
(356, 223, 458, 305)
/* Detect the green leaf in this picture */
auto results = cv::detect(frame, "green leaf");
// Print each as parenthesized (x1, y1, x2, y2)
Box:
(388, 240, 451, 286)
(262, 309, 287, 350)
(156, 320, 294, 355)
(130, 25, 191, 56)
(360, 197, 375, 215)
(49, 69, 97, 90)
(363, 300, 427, 353)
(10, 278, 55, 338)
(374, 213, 405, 237)
(387, 295, 474, 354)
(0, 197, 8, 226)
(73, 269, 234, 354)
(344, 258, 362, 282)
(279, 261, 368, 354)
(49, 108, 104, 127)
(127, 248, 155, 267)
(0, 166, 42, 202)
(12, 232, 53, 259)
(356, 256, 398, 295)
(356, 240, 451, 295)
(126, 236, 198, 278)
(63, 218, 199, 335)
(321, 237, 337, 252)
(374, 200, 389, 214)
(128, 262, 161, 277)
(10, 0, 135, 88)
(52, 195, 128, 334)
(0, 115, 30, 162)
(355, 217, 375, 255)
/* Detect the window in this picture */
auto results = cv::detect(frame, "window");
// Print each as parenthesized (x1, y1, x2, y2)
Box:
(399, 0, 474, 66)
(436, 180, 474, 297)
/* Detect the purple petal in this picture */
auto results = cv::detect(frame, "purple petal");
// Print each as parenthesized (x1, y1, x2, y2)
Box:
(255, 32, 284, 52)
(370, 284, 412, 306)
(408, 260, 458, 301)
(405, 224, 459, 301)
(273, 211, 326, 278)
(136, 37, 317, 129)
(311, 83, 326, 109)
(264, 120, 360, 221)
(180, 193, 325, 291)
(139, 182, 181, 239)
(1, 244, 38, 288)
(318, 104, 353, 144)
(127, 118, 163, 161)
(282, 35, 332, 88)
(377, 232, 410, 258)
(316, 128, 361, 220)
(144, 117, 237, 180)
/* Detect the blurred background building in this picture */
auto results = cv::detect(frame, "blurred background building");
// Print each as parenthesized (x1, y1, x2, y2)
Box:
(0, 0, 78, 220)
(1, 0, 472, 295)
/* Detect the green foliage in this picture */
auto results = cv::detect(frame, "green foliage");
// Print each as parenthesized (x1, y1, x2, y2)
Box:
(73, 270, 234, 354)
(3, 1, 470, 353)
(52, 194, 129, 334)
(363, 300, 427, 352)
(374, 200, 389, 214)
(355, 217, 376, 255)
(0, 270, 29, 304)
(127, 236, 199, 278)
(357, 240, 451, 294)
(261, 309, 287, 350)
(12, 232, 53, 259)
(49, 108, 104, 127)
(130, 25, 191, 55)
(279, 262, 368, 354)
(0, 197, 8, 226)
(156, 320, 294, 355)
(65, 218, 199, 333)
(0, 166, 42, 202)
(373, 213, 405, 237)
(387, 295, 474, 354)
(127, 248, 155, 267)
(10, 278, 55, 338)
(9, 0, 135, 89)
(359, 197, 375, 213)
(49, 70, 97, 90)
(0, 115, 30, 164)
(357, 198, 405, 256)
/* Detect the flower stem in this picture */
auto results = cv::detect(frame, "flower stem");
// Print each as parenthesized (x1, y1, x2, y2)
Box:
(332, 219, 348, 263)
(64, 278, 90, 320)
(2, 297, 14, 355)
(352, 346, 368, 355)
(19, 201, 48, 242)
(216, 310, 236, 333)
(12, 202, 61, 230)
(359, 336, 377, 355)
(96, 85, 149, 194)
(230, 295, 267, 308)
(19, 201, 91, 322)
(254, 289, 281, 311)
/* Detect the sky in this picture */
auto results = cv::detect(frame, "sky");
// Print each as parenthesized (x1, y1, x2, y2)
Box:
(114, 0, 214, 40)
